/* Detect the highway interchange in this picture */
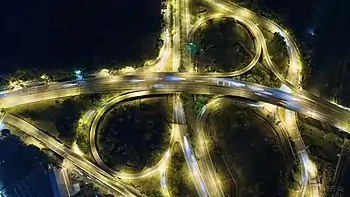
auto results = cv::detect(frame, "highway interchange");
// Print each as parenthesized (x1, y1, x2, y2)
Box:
(0, 0, 349, 196)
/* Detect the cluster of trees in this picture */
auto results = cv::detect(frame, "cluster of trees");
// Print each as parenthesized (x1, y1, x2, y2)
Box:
(234, 65, 281, 88)
(179, 94, 214, 150)
(192, 18, 255, 73)
(167, 146, 198, 196)
(76, 123, 90, 154)
(17, 94, 103, 146)
(297, 116, 343, 192)
(98, 99, 170, 172)
(267, 32, 289, 76)
(70, 172, 115, 197)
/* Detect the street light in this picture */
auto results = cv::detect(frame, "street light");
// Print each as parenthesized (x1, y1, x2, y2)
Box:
(75, 70, 83, 81)
(75, 70, 82, 75)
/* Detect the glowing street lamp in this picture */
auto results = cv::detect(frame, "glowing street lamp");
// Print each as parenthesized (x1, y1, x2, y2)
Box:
(75, 70, 83, 81)
(40, 74, 49, 83)
(75, 70, 81, 74)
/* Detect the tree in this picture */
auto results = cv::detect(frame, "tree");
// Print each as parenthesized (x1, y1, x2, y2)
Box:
(1, 129, 10, 136)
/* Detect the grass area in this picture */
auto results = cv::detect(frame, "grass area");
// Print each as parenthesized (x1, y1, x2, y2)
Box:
(166, 143, 198, 196)
(97, 96, 172, 172)
(204, 104, 293, 197)
(8, 94, 113, 146)
(192, 17, 255, 73)
(297, 115, 343, 194)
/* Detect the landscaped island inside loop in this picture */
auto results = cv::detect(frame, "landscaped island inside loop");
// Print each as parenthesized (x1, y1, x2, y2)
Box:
(96, 96, 172, 173)
(202, 102, 298, 197)
(191, 17, 255, 72)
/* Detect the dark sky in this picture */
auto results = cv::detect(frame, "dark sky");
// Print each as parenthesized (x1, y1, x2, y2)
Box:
(258, 0, 320, 33)
(0, 0, 161, 74)
(0, 0, 327, 75)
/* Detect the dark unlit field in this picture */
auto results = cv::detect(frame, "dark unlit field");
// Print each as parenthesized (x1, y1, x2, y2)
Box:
(203, 105, 292, 197)
(192, 17, 255, 73)
(97, 96, 172, 172)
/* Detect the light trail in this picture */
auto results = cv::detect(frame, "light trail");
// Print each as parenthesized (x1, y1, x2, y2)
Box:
(2, 78, 346, 196)
(87, 91, 177, 180)
(2, 75, 350, 135)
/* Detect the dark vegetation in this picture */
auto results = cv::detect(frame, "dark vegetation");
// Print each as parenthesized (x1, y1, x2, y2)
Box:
(192, 17, 255, 72)
(236, 0, 324, 89)
(233, 64, 280, 88)
(73, 183, 99, 197)
(265, 31, 289, 77)
(10, 94, 105, 146)
(189, 16, 287, 86)
(70, 171, 115, 197)
(73, 182, 115, 197)
(0, 0, 162, 77)
(297, 115, 343, 193)
(97, 97, 171, 172)
(0, 129, 56, 197)
(242, 0, 350, 110)
(167, 144, 198, 196)
(180, 94, 213, 148)
(205, 104, 293, 196)
(130, 174, 164, 197)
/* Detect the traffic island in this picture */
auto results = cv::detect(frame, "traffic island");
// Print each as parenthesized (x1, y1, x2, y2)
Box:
(260, 27, 290, 77)
(202, 103, 295, 197)
(191, 17, 256, 73)
(166, 143, 198, 196)
(97, 97, 172, 173)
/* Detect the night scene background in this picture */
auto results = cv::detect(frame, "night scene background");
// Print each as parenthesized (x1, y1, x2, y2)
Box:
(1, 0, 350, 196)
